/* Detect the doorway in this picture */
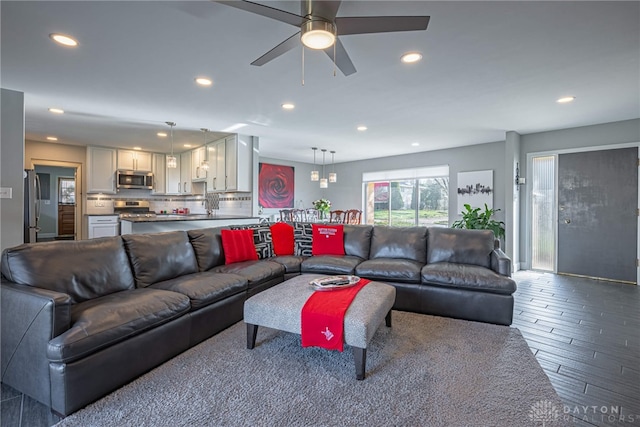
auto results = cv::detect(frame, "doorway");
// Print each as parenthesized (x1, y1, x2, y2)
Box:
(529, 146, 638, 284)
(32, 161, 82, 241)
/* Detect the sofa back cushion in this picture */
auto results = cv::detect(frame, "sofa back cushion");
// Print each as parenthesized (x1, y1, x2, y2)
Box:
(221, 229, 259, 264)
(369, 226, 427, 263)
(427, 227, 493, 268)
(122, 231, 199, 287)
(0, 237, 135, 303)
(343, 224, 373, 259)
(187, 227, 227, 271)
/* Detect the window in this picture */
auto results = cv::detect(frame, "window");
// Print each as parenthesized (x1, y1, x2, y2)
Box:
(363, 166, 449, 227)
(58, 177, 76, 205)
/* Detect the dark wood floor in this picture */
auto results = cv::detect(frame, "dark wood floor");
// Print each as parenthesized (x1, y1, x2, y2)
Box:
(513, 271, 640, 426)
(2, 271, 638, 426)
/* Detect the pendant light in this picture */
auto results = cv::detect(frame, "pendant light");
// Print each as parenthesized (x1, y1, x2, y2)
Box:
(320, 149, 328, 188)
(200, 128, 209, 171)
(166, 121, 177, 169)
(310, 147, 319, 181)
(329, 150, 337, 183)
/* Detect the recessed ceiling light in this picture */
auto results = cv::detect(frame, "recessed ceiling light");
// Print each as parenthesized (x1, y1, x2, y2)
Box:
(401, 52, 423, 63)
(282, 103, 295, 110)
(48, 108, 64, 114)
(195, 77, 213, 86)
(49, 33, 78, 47)
(46, 136, 58, 141)
(556, 96, 576, 103)
(357, 125, 368, 131)
(133, 147, 142, 151)
(157, 132, 167, 137)
(411, 142, 420, 147)
(183, 144, 192, 148)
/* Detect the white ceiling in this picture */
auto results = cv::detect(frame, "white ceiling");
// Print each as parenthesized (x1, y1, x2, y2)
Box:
(2, 1, 638, 164)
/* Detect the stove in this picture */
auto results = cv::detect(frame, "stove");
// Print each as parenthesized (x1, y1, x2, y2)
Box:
(114, 200, 156, 219)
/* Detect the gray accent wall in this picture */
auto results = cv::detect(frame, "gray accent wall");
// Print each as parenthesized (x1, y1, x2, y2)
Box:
(325, 140, 508, 227)
(1, 88, 25, 252)
(519, 118, 640, 269)
(258, 157, 324, 220)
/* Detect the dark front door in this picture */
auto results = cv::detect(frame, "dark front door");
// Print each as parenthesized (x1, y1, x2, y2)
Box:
(557, 147, 637, 283)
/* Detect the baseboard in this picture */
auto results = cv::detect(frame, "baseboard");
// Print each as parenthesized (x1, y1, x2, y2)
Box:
(38, 232, 55, 238)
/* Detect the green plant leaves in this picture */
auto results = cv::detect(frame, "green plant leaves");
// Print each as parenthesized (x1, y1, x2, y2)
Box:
(451, 203, 505, 239)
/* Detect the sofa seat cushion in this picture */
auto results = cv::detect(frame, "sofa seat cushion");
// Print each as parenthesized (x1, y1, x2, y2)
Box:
(212, 260, 284, 286)
(421, 262, 517, 295)
(301, 255, 363, 275)
(47, 288, 190, 363)
(355, 258, 423, 283)
(270, 255, 306, 274)
(149, 271, 248, 311)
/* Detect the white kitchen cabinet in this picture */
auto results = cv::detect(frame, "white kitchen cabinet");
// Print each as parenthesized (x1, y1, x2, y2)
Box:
(191, 146, 207, 181)
(205, 142, 218, 191)
(117, 150, 152, 171)
(206, 134, 252, 192)
(88, 215, 120, 238)
(87, 146, 117, 194)
(180, 152, 192, 194)
(151, 153, 166, 194)
(214, 139, 226, 191)
(165, 155, 181, 195)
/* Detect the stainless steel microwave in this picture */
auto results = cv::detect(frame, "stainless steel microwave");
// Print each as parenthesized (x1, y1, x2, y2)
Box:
(116, 170, 153, 190)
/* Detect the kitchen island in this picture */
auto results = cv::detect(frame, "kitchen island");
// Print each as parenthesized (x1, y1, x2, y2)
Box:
(120, 214, 259, 235)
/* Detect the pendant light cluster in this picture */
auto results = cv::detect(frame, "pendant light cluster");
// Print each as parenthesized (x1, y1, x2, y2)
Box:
(310, 147, 337, 188)
(166, 121, 177, 169)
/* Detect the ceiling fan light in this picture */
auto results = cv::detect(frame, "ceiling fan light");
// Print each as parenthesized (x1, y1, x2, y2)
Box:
(301, 20, 336, 50)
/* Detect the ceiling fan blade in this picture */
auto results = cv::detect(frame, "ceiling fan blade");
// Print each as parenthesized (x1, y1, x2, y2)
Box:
(303, 1, 342, 20)
(214, 1, 307, 27)
(324, 37, 356, 76)
(251, 32, 301, 66)
(335, 16, 430, 36)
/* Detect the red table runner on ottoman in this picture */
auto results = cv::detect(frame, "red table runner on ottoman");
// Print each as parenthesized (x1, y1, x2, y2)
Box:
(301, 279, 371, 351)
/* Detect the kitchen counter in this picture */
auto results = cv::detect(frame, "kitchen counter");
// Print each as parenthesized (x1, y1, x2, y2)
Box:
(119, 214, 259, 235)
(122, 214, 257, 222)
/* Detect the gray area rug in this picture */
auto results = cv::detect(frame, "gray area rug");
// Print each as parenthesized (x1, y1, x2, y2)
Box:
(56, 311, 565, 427)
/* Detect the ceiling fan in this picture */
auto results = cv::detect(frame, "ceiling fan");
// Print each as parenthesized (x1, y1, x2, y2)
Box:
(214, 0, 430, 76)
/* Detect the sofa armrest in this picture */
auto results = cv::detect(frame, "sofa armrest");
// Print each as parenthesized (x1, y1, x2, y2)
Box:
(1, 279, 72, 405)
(490, 249, 512, 277)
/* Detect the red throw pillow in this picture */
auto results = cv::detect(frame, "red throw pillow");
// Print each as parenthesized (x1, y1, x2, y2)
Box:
(221, 229, 259, 264)
(270, 222, 295, 256)
(312, 224, 345, 256)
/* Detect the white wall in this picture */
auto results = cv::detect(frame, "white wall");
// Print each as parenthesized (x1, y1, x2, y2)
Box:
(1, 88, 25, 251)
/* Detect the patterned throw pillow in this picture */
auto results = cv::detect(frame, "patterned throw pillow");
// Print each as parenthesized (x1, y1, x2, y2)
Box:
(231, 224, 274, 259)
(294, 222, 313, 256)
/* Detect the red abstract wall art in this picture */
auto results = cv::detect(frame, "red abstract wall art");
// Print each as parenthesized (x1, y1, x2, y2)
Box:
(258, 163, 294, 208)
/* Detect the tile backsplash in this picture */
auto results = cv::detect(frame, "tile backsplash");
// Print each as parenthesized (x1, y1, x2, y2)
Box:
(86, 193, 252, 217)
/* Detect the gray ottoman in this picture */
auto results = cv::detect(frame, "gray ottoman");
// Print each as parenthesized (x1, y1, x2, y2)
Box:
(244, 274, 396, 380)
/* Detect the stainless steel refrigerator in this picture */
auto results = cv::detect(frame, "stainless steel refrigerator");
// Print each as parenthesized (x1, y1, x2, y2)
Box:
(24, 169, 41, 243)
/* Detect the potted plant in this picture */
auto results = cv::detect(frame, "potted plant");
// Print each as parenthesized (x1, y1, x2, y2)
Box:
(313, 198, 331, 220)
(452, 203, 505, 240)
